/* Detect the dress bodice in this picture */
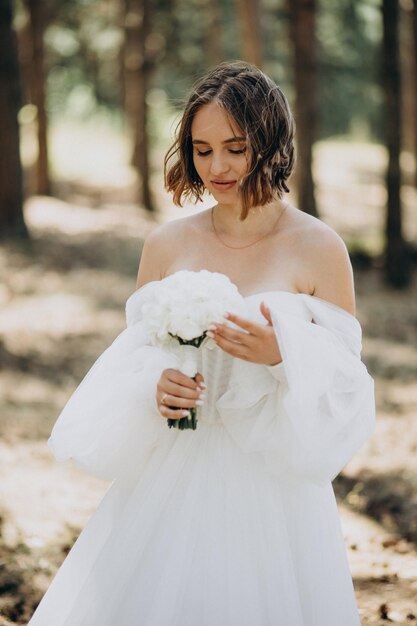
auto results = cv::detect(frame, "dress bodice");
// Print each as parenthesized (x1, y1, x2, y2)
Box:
(199, 292, 312, 425)
(244, 291, 313, 323)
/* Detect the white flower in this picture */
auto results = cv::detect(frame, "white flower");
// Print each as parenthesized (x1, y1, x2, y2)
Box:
(140, 270, 246, 348)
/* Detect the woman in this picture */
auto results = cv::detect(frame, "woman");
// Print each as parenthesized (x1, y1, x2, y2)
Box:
(29, 61, 375, 625)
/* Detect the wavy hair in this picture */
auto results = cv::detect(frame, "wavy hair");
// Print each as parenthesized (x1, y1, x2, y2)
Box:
(164, 61, 295, 220)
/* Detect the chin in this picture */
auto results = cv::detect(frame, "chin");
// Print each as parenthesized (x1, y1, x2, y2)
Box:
(211, 191, 240, 205)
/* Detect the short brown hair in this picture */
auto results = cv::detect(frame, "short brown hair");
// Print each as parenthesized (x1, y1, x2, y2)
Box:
(164, 60, 295, 220)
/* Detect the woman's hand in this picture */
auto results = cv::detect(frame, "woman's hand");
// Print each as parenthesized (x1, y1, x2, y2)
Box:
(208, 302, 282, 366)
(156, 369, 206, 420)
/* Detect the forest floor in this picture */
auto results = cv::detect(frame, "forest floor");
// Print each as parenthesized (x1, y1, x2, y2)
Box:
(0, 185, 416, 625)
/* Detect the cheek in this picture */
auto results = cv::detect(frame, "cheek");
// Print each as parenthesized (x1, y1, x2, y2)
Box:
(193, 157, 207, 180)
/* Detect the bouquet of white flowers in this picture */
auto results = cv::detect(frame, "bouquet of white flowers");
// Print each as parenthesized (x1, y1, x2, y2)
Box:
(141, 269, 245, 430)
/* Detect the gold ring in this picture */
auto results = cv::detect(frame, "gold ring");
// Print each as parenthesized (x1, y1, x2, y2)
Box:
(161, 393, 169, 405)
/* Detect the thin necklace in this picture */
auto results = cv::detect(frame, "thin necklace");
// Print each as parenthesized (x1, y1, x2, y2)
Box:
(211, 202, 287, 250)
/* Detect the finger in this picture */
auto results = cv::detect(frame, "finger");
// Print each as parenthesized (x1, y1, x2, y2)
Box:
(159, 391, 204, 409)
(194, 372, 206, 389)
(214, 332, 251, 360)
(222, 312, 262, 335)
(164, 381, 204, 400)
(213, 324, 253, 346)
(165, 368, 201, 390)
(158, 404, 192, 420)
(260, 301, 273, 326)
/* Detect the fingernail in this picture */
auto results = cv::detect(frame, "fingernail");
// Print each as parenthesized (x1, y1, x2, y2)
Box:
(206, 331, 215, 338)
(199, 382, 206, 389)
(207, 323, 217, 331)
(181, 410, 190, 416)
(199, 392, 206, 399)
(224, 312, 230, 318)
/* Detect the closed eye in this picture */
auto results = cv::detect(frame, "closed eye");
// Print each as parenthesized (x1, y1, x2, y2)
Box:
(196, 148, 246, 157)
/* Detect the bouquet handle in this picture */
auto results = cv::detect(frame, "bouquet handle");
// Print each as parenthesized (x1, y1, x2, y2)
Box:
(167, 343, 200, 430)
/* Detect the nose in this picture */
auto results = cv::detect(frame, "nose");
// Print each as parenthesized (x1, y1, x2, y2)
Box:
(209, 152, 230, 177)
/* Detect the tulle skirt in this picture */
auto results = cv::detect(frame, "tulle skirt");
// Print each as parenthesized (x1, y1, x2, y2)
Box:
(29, 421, 361, 626)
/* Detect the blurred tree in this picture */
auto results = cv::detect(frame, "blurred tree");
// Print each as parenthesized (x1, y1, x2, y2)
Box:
(41, 0, 124, 119)
(155, 0, 233, 104)
(236, 0, 263, 67)
(382, 0, 410, 287)
(123, 0, 154, 211)
(413, 0, 417, 187)
(287, 0, 318, 217)
(399, 1, 415, 159)
(22, 0, 50, 195)
(0, 0, 29, 239)
(203, 0, 224, 66)
(317, 0, 382, 140)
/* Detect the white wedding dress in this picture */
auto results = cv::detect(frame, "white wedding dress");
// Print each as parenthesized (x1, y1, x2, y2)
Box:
(28, 277, 375, 626)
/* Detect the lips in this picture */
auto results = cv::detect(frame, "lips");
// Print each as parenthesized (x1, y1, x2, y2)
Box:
(211, 180, 237, 191)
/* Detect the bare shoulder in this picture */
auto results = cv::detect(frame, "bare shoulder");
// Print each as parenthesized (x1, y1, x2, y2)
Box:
(135, 213, 203, 289)
(288, 208, 355, 314)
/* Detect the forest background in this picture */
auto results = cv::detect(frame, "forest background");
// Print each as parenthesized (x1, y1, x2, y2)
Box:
(0, 0, 417, 624)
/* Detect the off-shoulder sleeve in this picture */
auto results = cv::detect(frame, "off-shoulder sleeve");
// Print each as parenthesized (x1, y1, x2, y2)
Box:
(48, 286, 178, 481)
(216, 296, 375, 486)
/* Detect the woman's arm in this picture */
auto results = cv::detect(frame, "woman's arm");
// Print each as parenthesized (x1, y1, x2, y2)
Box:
(303, 224, 356, 316)
(135, 224, 174, 289)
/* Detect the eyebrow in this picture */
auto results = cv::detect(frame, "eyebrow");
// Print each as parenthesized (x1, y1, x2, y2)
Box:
(191, 136, 246, 145)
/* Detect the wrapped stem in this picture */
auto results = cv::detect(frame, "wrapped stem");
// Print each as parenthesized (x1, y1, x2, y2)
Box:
(167, 342, 201, 430)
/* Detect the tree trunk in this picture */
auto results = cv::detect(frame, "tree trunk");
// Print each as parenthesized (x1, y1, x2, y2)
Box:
(287, 0, 318, 217)
(235, 0, 263, 68)
(204, 0, 224, 67)
(124, 0, 154, 212)
(399, 3, 414, 160)
(382, 0, 410, 287)
(0, 0, 29, 239)
(413, 0, 417, 187)
(25, 0, 50, 196)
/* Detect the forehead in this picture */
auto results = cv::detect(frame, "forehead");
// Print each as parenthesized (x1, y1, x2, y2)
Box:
(191, 102, 243, 140)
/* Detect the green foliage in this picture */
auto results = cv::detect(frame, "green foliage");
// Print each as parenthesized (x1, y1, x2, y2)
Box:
(317, 0, 383, 140)
(14, 0, 387, 142)
(43, 0, 123, 118)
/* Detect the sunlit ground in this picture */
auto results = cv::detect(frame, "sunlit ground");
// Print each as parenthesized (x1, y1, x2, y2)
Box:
(0, 117, 416, 625)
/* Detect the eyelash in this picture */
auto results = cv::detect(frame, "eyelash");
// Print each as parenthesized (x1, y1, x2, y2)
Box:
(196, 148, 246, 157)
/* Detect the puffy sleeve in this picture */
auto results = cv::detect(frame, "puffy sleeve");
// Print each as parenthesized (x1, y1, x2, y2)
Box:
(216, 295, 375, 487)
(48, 285, 178, 482)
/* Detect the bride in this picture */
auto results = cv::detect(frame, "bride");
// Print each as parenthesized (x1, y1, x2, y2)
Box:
(29, 61, 375, 625)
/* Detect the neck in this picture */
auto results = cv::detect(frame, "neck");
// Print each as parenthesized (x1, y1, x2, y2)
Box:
(213, 199, 286, 237)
